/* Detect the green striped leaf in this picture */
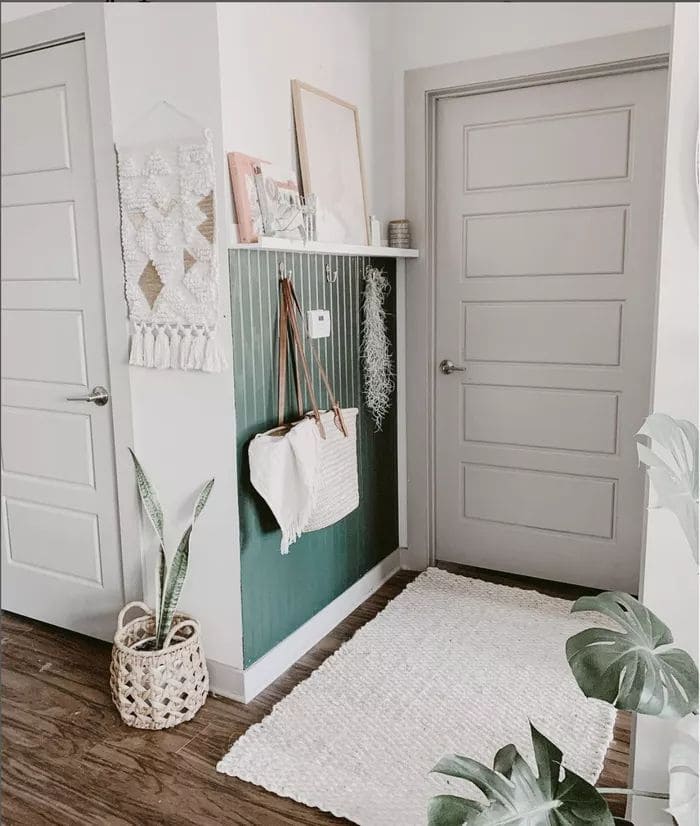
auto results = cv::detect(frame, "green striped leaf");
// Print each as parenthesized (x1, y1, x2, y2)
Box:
(129, 449, 167, 637)
(128, 449, 165, 544)
(157, 479, 214, 648)
(154, 548, 166, 644)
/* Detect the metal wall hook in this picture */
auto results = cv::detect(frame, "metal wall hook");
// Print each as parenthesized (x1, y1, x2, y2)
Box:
(325, 264, 338, 284)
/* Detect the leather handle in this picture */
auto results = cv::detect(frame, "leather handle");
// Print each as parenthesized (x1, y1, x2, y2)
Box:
(283, 279, 325, 438)
(285, 279, 347, 437)
(277, 280, 304, 425)
(276, 276, 348, 439)
(278, 278, 324, 437)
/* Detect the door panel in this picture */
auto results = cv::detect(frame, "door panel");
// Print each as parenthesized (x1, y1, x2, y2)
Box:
(1, 406, 95, 486)
(1, 308, 88, 383)
(462, 301, 623, 365)
(462, 464, 616, 538)
(464, 206, 626, 276)
(465, 106, 631, 190)
(1, 201, 81, 281)
(3, 498, 102, 584)
(1, 84, 71, 175)
(435, 69, 668, 591)
(1, 40, 124, 639)
(462, 385, 619, 454)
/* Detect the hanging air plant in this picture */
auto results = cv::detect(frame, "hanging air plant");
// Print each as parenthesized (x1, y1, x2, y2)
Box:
(361, 266, 394, 431)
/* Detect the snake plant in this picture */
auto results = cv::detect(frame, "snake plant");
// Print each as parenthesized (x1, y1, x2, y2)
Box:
(429, 415, 699, 826)
(129, 450, 214, 649)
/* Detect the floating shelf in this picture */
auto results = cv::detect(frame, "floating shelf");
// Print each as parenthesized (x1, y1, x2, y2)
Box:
(230, 237, 419, 259)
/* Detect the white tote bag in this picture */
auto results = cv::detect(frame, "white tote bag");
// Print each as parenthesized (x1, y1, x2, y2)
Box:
(248, 277, 359, 553)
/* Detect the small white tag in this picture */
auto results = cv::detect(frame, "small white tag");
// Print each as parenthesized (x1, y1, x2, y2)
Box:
(307, 309, 331, 339)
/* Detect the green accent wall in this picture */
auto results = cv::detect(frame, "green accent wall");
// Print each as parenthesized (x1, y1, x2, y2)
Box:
(230, 250, 398, 667)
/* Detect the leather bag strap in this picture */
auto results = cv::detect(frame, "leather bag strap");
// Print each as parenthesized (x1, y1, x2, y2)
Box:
(278, 278, 326, 437)
(277, 283, 303, 425)
(284, 279, 347, 438)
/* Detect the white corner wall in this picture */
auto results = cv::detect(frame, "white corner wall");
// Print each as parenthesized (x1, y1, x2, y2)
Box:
(215, 1, 390, 239)
(0, 1, 245, 675)
(632, 4, 699, 822)
(102, 2, 243, 671)
(0, 2, 68, 23)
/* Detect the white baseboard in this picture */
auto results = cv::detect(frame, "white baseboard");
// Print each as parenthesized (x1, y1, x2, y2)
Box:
(207, 549, 401, 703)
(207, 657, 245, 702)
(233, 549, 401, 703)
(399, 545, 424, 571)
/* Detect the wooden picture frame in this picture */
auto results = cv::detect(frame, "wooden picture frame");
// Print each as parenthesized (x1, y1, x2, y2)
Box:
(292, 79, 369, 245)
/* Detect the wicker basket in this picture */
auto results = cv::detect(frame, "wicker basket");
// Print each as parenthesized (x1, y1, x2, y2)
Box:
(110, 601, 209, 730)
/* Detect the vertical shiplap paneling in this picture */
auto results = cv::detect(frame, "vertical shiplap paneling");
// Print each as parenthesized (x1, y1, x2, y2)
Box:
(229, 250, 398, 666)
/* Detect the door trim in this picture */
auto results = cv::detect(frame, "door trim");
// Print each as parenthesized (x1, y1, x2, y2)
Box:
(2, 5, 142, 604)
(404, 27, 671, 570)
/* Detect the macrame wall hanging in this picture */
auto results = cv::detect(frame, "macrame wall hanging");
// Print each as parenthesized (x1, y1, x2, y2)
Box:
(117, 104, 225, 372)
(361, 266, 394, 431)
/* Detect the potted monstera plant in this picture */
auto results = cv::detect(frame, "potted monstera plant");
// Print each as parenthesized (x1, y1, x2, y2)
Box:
(109, 450, 214, 730)
(429, 414, 699, 826)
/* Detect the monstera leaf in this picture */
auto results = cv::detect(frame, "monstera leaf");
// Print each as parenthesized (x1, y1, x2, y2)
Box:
(567, 592, 698, 717)
(668, 715, 699, 826)
(636, 414, 699, 563)
(429, 724, 613, 825)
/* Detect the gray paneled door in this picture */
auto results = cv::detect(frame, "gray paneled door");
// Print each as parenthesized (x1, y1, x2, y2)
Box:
(1, 40, 124, 638)
(435, 68, 668, 592)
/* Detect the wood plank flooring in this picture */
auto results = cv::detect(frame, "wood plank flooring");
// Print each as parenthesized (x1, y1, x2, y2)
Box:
(1, 565, 630, 825)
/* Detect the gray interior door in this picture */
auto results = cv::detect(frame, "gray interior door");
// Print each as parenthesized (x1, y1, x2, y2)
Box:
(1, 40, 125, 639)
(434, 68, 668, 592)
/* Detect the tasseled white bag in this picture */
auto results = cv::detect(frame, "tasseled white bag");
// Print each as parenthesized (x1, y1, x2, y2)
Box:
(248, 278, 359, 553)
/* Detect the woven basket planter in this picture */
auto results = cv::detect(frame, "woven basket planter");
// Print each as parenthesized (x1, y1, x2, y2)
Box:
(110, 601, 209, 730)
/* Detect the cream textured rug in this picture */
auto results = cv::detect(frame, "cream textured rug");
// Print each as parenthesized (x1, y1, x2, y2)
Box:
(217, 568, 616, 825)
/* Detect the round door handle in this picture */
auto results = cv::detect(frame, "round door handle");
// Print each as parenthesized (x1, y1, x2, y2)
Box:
(439, 359, 466, 376)
(66, 385, 110, 406)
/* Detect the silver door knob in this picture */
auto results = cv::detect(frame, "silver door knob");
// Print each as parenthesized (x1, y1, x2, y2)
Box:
(439, 359, 466, 376)
(66, 385, 109, 406)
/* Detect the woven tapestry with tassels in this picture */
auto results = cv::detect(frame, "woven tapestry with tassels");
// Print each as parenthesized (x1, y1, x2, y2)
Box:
(117, 129, 225, 372)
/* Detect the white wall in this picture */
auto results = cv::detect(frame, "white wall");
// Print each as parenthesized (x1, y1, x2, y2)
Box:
(102, 3, 243, 671)
(0, 1, 244, 673)
(375, 1, 674, 218)
(0, 2, 67, 23)
(216, 2, 385, 240)
(632, 4, 699, 821)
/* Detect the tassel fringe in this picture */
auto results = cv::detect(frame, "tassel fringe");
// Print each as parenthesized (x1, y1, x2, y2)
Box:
(129, 323, 226, 372)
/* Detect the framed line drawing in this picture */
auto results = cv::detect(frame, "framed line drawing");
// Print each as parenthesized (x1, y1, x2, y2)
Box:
(292, 79, 369, 245)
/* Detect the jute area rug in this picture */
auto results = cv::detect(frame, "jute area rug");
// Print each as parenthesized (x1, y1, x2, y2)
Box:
(218, 568, 615, 825)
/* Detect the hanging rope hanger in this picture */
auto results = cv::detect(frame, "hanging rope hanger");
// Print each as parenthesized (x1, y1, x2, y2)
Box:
(117, 100, 205, 148)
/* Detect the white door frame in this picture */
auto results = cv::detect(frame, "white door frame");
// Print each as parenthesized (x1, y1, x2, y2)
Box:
(403, 27, 671, 571)
(2, 5, 142, 604)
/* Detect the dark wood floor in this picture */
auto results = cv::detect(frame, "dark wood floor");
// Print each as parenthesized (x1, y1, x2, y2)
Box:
(1, 564, 630, 825)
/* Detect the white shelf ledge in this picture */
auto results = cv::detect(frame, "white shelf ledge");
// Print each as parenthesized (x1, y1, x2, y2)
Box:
(230, 238, 419, 259)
